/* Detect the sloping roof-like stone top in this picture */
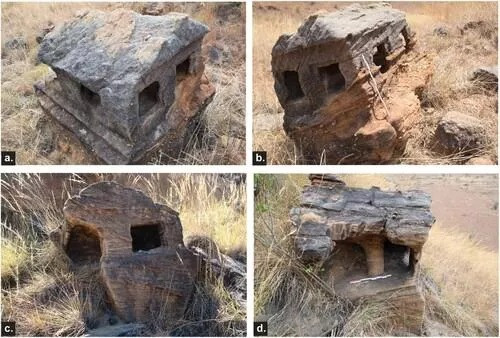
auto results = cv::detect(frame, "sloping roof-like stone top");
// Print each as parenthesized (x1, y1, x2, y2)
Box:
(273, 3, 407, 56)
(39, 9, 209, 92)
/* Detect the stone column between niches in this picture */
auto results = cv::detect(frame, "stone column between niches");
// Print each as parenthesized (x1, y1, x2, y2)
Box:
(359, 237, 385, 277)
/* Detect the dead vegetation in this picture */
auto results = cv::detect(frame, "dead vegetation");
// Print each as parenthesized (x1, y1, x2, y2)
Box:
(1, 173, 246, 336)
(253, 2, 497, 164)
(1, 3, 245, 165)
(254, 174, 498, 336)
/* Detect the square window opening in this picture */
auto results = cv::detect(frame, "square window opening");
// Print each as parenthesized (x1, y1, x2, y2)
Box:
(373, 43, 389, 73)
(384, 241, 411, 272)
(283, 70, 305, 101)
(318, 63, 346, 94)
(139, 81, 159, 117)
(131, 224, 162, 252)
(80, 84, 101, 106)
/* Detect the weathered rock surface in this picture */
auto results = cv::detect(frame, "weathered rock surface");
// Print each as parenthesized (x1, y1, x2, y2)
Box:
(35, 9, 215, 164)
(271, 3, 433, 164)
(470, 66, 498, 92)
(3, 37, 28, 50)
(61, 181, 197, 323)
(434, 111, 486, 155)
(290, 174, 435, 334)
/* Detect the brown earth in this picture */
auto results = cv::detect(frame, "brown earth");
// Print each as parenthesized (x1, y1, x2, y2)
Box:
(387, 174, 498, 251)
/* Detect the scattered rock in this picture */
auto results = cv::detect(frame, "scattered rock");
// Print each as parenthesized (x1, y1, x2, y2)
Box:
(434, 111, 486, 155)
(207, 44, 232, 66)
(3, 37, 28, 50)
(433, 26, 449, 37)
(36, 22, 55, 44)
(215, 3, 242, 23)
(470, 66, 498, 92)
(36, 9, 215, 164)
(466, 156, 495, 165)
(290, 174, 434, 334)
(271, 3, 433, 164)
(141, 3, 162, 16)
(459, 20, 497, 39)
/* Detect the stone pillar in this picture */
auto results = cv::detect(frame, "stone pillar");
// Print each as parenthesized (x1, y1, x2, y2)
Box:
(359, 237, 385, 276)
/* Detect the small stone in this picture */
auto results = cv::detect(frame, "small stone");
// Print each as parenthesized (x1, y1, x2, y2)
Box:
(3, 37, 28, 50)
(433, 26, 449, 37)
(466, 156, 495, 165)
(434, 111, 486, 155)
(470, 66, 498, 92)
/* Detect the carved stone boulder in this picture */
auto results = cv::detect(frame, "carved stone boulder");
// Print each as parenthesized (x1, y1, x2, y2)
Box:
(290, 174, 435, 333)
(272, 4, 433, 164)
(35, 9, 215, 164)
(62, 181, 197, 323)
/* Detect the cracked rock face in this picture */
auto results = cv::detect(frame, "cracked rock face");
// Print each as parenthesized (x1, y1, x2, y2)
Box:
(290, 174, 435, 333)
(61, 181, 197, 323)
(271, 3, 433, 164)
(36, 9, 215, 164)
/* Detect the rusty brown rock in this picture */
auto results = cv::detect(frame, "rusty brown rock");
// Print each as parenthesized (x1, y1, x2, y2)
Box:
(271, 3, 433, 164)
(62, 181, 197, 323)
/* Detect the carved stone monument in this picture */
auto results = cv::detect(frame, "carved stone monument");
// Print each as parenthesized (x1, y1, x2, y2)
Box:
(35, 9, 215, 164)
(272, 4, 433, 164)
(290, 174, 435, 333)
(62, 181, 197, 323)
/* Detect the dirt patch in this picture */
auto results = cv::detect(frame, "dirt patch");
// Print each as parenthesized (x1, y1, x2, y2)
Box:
(388, 175, 498, 251)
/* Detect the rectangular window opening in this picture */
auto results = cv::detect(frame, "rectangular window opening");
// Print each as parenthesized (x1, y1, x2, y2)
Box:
(318, 63, 345, 94)
(139, 81, 159, 117)
(131, 224, 162, 252)
(373, 43, 389, 73)
(283, 70, 305, 101)
(176, 57, 191, 83)
(384, 241, 411, 272)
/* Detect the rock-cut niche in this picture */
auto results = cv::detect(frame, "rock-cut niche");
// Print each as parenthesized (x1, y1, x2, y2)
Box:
(130, 223, 162, 252)
(139, 82, 160, 117)
(66, 225, 102, 264)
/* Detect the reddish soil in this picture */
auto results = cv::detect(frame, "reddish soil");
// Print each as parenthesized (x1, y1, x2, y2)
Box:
(388, 175, 498, 252)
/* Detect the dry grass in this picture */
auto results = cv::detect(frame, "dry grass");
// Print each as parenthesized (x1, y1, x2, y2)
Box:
(1, 3, 245, 164)
(253, 2, 498, 164)
(254, 174, 498, 336)
(1, 173, 246, 336)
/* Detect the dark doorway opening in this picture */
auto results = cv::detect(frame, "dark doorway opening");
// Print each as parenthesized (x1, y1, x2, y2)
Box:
(131, 224, 162, 252)
(318, 63, 346, 95)
(176, 57, 191, 83)
(283, 70, 304, 101)
(373, 43, 389, 73)
(80, 84, 101, 106)
(384, 241, 411, 272)
(139, 81, 159, 117)
(66, 226, 102, 264)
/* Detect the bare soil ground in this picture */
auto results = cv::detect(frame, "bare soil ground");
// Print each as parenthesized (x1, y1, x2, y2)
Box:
(387, 174, 499, 251)
(1, 2, 245, 164)
(253, 2, 498, 164)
